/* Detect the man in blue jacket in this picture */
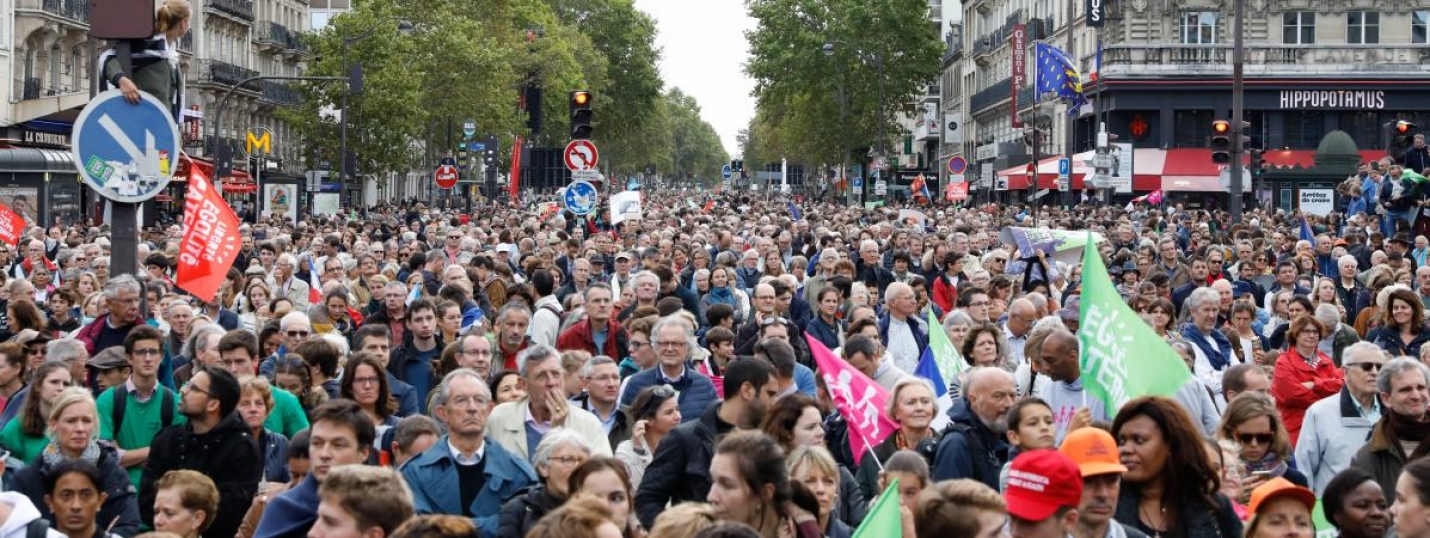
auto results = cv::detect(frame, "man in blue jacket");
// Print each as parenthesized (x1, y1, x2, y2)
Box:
(403, 369, 536, 537)
(618, 316, 718, 422)
(932, 367, 1016, 489)
(255, 399, 375, 538)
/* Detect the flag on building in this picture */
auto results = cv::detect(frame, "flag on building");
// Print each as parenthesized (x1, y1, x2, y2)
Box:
(1078, 234, 1191, 410)
(852, 479, 902, 538)
(805, 334, 898, 465)
(1035, 43, 1086, 113)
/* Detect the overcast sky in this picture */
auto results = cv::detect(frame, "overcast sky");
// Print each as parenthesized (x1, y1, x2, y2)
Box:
(633, 0, 755, 159)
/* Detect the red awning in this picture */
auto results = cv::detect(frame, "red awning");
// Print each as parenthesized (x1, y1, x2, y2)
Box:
(996, 148, 1387, 192)
(223, 179, 257, 193)
(175, 153, 251, 182)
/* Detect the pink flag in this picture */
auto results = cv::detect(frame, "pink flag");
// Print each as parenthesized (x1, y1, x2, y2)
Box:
(805, 334, 899, 465)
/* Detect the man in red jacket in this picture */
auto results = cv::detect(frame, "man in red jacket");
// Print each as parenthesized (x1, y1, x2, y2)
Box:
(557, 284, 628, 360)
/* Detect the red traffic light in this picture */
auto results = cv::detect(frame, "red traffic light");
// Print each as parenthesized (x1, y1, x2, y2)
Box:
(572, 91, 590, 107)
(1212, 120, 1231, 134)
(1396, 120, 1416, 133)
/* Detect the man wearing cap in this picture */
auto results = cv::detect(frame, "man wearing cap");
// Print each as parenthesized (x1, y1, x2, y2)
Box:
(88, 346, 132, 393)
(612, 251, 638, 290)
(1060, 428, 1149, 538)
(1004, 449, 1083, 538)
(1389, 233, 1419, 272)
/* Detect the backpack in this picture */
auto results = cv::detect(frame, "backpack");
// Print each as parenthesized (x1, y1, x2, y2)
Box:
(933, 421, 991, 485)
(111, 383, 175, 435)
(538, 303, 569, 328)
(25, 518, 49, 538)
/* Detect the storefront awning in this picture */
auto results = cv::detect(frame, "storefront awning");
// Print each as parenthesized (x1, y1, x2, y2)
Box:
(0, 147, 75, 173)
(998, 148, 1386, 192)
(175, 153, 251, 182)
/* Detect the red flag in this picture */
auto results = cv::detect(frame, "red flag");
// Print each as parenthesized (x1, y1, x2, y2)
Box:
(805, 334, 898, 464)
(703, 200, 715, 212)
(508, 134, 524, 205)
(176, 166, 242, 302)
(0, 204, 26, 246)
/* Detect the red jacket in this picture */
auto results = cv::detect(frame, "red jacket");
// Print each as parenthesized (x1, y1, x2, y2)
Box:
(1271, 347, 1344, 447)
(931, 274, 958, 317)
(557, 318, 629, 360)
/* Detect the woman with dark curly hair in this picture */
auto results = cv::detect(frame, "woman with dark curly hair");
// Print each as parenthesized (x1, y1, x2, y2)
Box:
(1113, 396, 1242, 538)
(959, 323, 1010, 369)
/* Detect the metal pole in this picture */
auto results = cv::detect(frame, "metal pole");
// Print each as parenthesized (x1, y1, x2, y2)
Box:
(1229, 0, 1245, 219)
(338, 28, 349, 211)
(839, 85, 850, 207)
(110, 40, 138, 277)
(1062, 0, 1077, 210)
(877, 58, 886, 204)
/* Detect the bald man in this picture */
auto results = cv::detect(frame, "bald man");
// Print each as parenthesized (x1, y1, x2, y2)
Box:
(1035, 330, 1108, 444)
(932, 367, 1016, 488)
(1003, 299, 1037, 364)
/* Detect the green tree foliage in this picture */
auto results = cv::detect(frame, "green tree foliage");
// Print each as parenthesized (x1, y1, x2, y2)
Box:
(743, 0, 942, 169)
(664, 88, 729, 185)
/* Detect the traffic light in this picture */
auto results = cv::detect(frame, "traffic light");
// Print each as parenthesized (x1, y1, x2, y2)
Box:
(569, 90, 593, 140)
(1249, 149, 1265, 179)
(1210, 120, 1232, 164)
(1387, 120, 1419, 161)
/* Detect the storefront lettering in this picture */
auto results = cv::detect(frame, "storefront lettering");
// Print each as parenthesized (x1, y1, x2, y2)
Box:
(1278, 90, 1385, 110)
(18, 130, 68, 148)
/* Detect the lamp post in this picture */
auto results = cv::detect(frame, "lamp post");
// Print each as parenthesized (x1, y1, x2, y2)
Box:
(824, 40, 885, 204)
(337, 16, 413, 207)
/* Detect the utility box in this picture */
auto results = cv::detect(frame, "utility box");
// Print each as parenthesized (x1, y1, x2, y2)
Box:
(90, 0, 156, 39)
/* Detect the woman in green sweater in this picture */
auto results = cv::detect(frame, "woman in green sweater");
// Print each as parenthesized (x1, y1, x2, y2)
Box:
(0, 360, 75, 463)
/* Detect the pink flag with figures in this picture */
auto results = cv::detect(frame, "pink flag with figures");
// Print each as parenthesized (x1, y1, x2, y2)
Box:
(805, 334, 899, 465)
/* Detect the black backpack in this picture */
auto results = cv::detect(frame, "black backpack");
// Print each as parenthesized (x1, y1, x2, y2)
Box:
(933, 421, 992, 485)
(111, 383, 175, 435)
(25, 518, 49, 538)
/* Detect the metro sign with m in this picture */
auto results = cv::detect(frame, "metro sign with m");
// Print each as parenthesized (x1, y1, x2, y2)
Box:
(246, 128, 272, 155)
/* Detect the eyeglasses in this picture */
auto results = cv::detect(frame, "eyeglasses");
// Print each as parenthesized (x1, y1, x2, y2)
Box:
(1236, 432, 1275, 446)
(181, 381, 213, 398)
(655, 340, 687, 349)
(131, 349, 162, 357)
(549, 455, 587, 466)
(1350, 362, 1383, 372)
(629, 341, 650, 350)
(352, 376, 381, 386)
(461, 348, 493, 357)
(286, 330, 311, 339)
(760, 316, 789, 327)
(24, 347, 43, 356)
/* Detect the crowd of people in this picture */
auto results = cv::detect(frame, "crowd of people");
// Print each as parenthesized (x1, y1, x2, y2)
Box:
(0, 178, 1427, 538)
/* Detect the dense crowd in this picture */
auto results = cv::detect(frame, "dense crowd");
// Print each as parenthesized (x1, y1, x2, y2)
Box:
(2, 172, 1430, 538)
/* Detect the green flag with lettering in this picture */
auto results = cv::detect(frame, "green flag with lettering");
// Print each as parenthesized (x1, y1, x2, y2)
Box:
(1078, 233, 1190, 411)
(927, 309, 964, 382)
(853, 478, 901, 538)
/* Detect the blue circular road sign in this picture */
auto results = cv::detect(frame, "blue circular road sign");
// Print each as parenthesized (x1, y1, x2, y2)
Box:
(71, 89, 180, 203)
(564, 181, 599, 215)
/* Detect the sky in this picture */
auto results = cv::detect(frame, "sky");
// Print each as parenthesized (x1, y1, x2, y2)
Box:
(633, 0, 756, 158)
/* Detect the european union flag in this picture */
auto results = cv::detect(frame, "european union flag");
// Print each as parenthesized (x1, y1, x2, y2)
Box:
(1035, 43, 1086, 113)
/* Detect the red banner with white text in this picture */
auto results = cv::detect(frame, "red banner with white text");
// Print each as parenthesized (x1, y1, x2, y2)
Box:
(177, 166, 241, 302)
(0, 204, 26, 246)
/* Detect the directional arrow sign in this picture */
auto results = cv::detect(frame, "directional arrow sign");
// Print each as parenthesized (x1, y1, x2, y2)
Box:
(563, 140, 600, 171)
(72, 89, 180, 203)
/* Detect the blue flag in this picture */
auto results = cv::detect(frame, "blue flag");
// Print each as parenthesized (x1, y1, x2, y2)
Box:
(1035, 43, 1086, 113)
(915, 346, 953, 430)
(788, 201, 801, 221)
(1300, 217, 1315, 242)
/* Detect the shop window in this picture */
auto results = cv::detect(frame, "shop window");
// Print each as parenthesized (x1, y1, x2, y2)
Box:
(1414, 11, 1428, 44)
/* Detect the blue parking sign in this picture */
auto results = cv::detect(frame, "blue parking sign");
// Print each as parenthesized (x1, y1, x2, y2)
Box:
(71, 90, 180, 203)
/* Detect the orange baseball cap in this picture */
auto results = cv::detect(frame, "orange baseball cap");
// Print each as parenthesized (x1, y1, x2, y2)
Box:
(1246, 477, 1316, 521)
(1059, 427, 1127, 477)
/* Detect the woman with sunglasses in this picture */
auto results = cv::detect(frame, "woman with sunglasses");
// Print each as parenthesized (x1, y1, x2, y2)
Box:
(1218, 392, 1310, 506)
(614, 384, 681, 487)
(0, 360, 73, 463)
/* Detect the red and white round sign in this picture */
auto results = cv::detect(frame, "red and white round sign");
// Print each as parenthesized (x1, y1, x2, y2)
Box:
(434, 164, 459, 189)
(563, 140, 599, 171)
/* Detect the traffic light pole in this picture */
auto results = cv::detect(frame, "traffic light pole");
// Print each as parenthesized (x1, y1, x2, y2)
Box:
(1228, 0, 1245, 219)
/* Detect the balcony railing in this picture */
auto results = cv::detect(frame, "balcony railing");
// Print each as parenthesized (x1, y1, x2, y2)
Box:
(969, 76, 1034, 113)
(1100, 43, 1430, 73)
(206, 0, 253, 22)
(287, 29, 309, 54)
(197, 60, 261, 90)
(20, 77, 79, 100)
(39, 0, 88, 22)
(256, 21, 287, 46)
(260, 80, 302, 106)
(22, 78, 40, 100)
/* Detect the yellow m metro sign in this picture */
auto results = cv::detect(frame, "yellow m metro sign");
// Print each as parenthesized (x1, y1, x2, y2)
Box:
(246, 129, 272, 155)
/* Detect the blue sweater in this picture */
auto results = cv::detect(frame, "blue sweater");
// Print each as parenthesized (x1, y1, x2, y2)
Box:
(619, 365, 719, 424)
(254, 474, 319, 538)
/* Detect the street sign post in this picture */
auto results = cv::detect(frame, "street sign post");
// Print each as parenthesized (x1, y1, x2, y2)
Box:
(947, 156, 967, 175)
(1057, 158, 1071, 178)
(72, 89, 180, 203)
(721, 164, 733, 180)
(563, 140, 599, 171)
(435, 164, 459, 189)
(563, 180, 599, 215)
(462, 119, 476, 139)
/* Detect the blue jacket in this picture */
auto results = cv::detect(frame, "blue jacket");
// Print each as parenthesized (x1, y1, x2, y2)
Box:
(402, 435, 537, 538)
(254, 474, 319, 538)
(932, 398, 1009, 490)
(805, 316, 843, 352)
(619, 364, 718, 424)
(877, 312, 929, 356)
(388, 373, 419, 417)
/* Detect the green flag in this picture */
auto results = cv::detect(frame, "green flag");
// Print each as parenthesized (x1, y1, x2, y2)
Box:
(1405, 170, 1429, 184)
(926, 309, 964, 381)
(1312, 498, 1336, 538)
(1078, 233, 1190, 411)
(853, 478, 901, 538)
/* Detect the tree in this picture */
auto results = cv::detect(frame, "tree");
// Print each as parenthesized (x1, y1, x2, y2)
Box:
(744, 0, 942, 168)
(664, 88, 729, 186)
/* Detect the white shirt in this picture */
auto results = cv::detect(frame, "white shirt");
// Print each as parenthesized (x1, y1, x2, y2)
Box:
(447, 438, 485, 466)
(886, 316, 921, 374)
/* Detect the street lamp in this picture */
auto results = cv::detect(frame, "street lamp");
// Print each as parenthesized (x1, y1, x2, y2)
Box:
(338, 16, 413, 206)
(823, 40, 886, 202)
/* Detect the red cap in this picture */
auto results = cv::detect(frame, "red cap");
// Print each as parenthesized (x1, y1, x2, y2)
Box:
(1005, 449, 1084, 521)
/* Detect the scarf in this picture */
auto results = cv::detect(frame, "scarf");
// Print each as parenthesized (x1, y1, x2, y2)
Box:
(708, 286, 734, 305)
(1181, 324, 1233, 370)
(1390, 409, 1430, 444)
(41, 439, 101, 469)
(1242, 452, 1289, 478)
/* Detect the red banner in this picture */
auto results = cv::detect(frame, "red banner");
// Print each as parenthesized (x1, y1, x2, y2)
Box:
(508, 134, 524, 205)
(176, 166, 241, 302)
(947, 181, 969, 201)
(1011, 23, 1026, 128)
(0, 204, 24, 246)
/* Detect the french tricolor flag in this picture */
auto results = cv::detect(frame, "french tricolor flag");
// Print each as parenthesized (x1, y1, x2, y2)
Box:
(308, 257, 323, 305)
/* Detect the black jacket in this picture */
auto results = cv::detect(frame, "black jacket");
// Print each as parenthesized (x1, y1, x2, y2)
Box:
(11, 445, 141, 536)
(571, 392, 630, 450)
(634, 400, 731, 529)
(140, 411, 262, 538)
(496, 485, 563, 538)
(1115, 488, 1242, 538)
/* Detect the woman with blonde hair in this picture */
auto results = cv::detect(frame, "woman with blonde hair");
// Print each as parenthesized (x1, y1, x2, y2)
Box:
(647, 503, 719, 538)
(152, 469, 218, 538)
(787, 445, 851, 538)
(1217, 392, 1310, 505)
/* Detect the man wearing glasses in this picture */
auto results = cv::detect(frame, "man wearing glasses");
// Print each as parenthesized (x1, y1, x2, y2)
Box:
(75, 274, 144, 356)
(1296, 342, 1386, 494)
(618, 316, 716, 424)
(259, 312, 313, 378)
(140, 366, 260, 538)
(96, 325, 183, 487)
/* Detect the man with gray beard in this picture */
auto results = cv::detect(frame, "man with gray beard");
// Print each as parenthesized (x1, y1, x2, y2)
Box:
(932, 367, 1016, 489)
